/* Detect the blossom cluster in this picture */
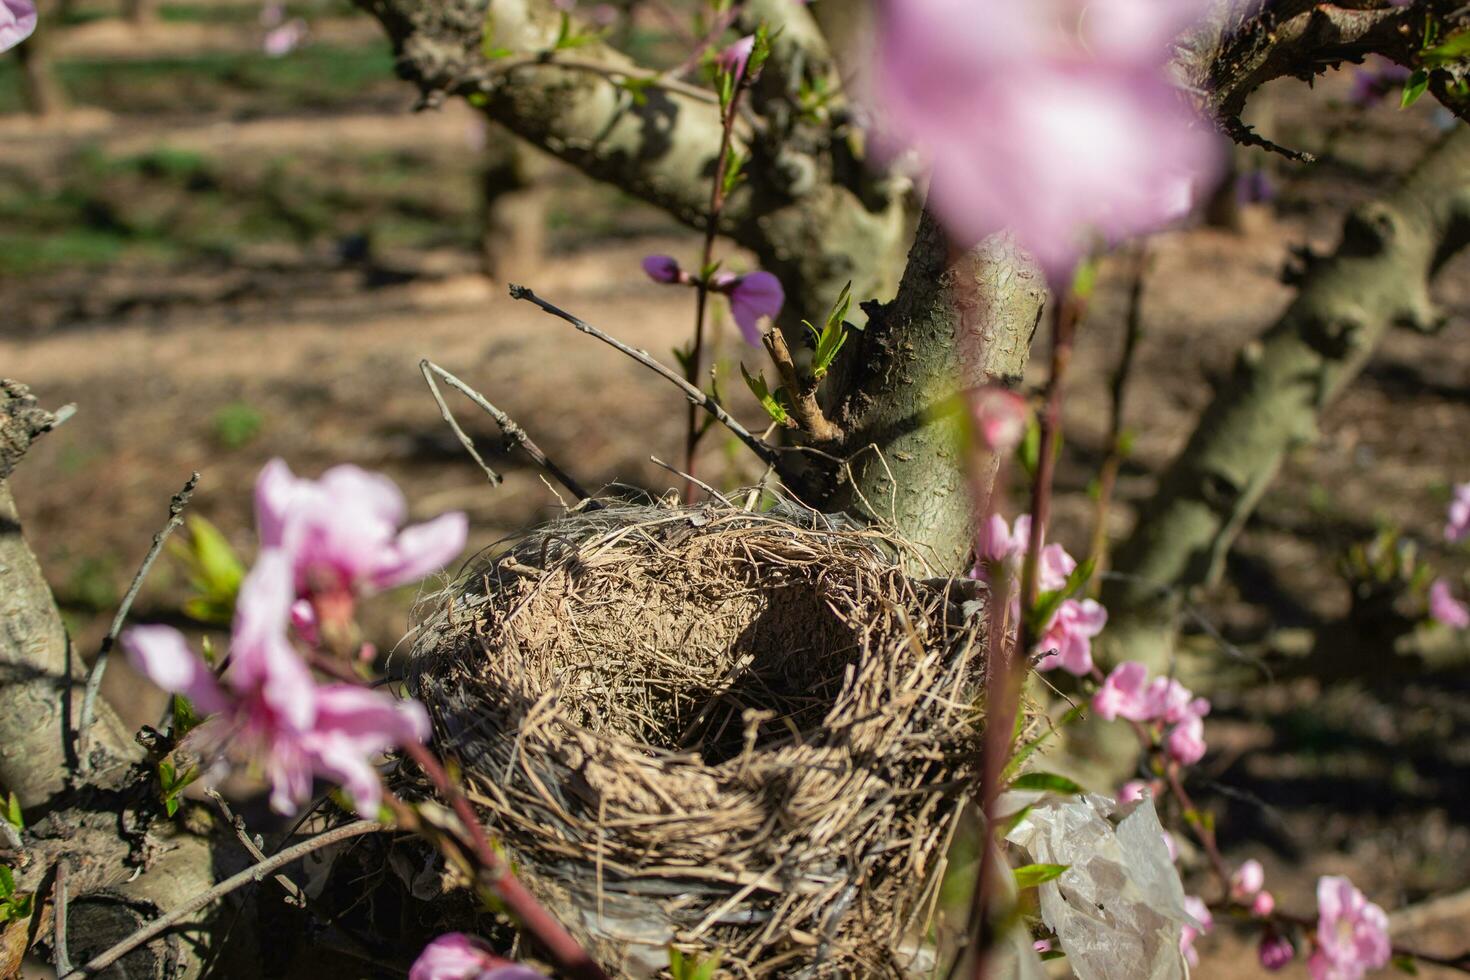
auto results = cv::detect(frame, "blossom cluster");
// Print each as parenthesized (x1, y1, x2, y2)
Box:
(123, 460, 467, 815)
(971, 513, 1107, 675)
(1093, 661, 1209, 764)
(868, 0, 1220, 279)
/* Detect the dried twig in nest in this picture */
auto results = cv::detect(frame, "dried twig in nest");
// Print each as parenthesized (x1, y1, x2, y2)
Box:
(407, 496, 996, 978)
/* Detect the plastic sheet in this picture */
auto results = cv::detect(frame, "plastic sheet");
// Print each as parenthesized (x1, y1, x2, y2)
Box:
(1006, 793, 1198, 980)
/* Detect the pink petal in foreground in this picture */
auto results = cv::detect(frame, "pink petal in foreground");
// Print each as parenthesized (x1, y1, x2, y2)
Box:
(410, 934, 497, 980)
(122, 625, 227, 714)
(0, 0, 36, 52)
(368, 511, 470, 591)
(1430, 579, 1470, 630)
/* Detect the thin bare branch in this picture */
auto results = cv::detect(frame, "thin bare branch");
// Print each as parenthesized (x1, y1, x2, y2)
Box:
(62, 820, 383, 979)
(76, 471, 200, 775)
(54, 860, 72, 975)
(207, 789, 307, 908)
(509, 284, 781, 466)
(419, 359, 594, 504)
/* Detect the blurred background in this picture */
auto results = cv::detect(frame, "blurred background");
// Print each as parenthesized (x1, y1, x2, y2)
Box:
(3, 1, 1470, 974)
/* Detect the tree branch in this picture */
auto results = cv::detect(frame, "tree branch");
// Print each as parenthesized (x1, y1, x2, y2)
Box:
(1106, 126, 1470, 668)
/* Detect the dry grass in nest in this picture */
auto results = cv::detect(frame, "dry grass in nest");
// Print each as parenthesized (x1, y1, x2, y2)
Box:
(406, 497, 991, 978)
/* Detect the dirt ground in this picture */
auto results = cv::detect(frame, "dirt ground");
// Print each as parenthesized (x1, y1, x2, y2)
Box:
(4, 10, 1470, 977)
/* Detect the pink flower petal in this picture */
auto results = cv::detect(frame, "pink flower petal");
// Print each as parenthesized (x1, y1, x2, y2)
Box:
(1092, 661, 1151, 721)
(1430, 578, 1470, 630)
(122, 625, 227, 714)
(726, 271, 784, 346)
(0, 0, 36, 52)
(410, 934, 497, 980)
(368, 512, 469, 591)
(641, 254, 683, 284)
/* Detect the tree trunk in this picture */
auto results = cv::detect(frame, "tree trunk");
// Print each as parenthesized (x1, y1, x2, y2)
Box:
(818, 214, 1046, 574)
(14, 30, 66, 119)
(1104, 127, 1470, 670)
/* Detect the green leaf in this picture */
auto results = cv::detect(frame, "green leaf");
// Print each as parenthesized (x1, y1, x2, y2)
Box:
(1421, 30, 1470, 66)
(1393, 953, 1420, 975)
(0, 865, 13, 899)
(1012, 863, 1069, 889)
(1017, 416, 1042, 479)
(1008, 771, 1084, 796)
(1070, 257, 1099, 301)
(721, 146, 746, 196)
(747, 22, 773, 79)
(172, 694, 204, 739)
(740, 364, 791, 427)
(1039, 949, 1067, 962)
(1401, 68, 1430, 108)
(1001, 703, 1086, 782)
(3, 791, 22, 831)
(807, 281, 853, 381)
(172, 515, 245, 626)
(672, 344, 696, 377)
(619, 75, 656, 106)
(998, 804, 1033, 839)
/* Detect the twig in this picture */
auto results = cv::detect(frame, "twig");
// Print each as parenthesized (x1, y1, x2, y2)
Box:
(682, 51, 753, 501)
(509, 285, 780, 467)
(76, 472, 200, 774)
(762, 329, 843, 443)
(649, 455, 735, 506)
(54, 860, 72, 975)
(419, 359, 594, 503)
(1087, 244, 1149, 582)
(207, 789, 308, 907)
(63, 820, 382, 978)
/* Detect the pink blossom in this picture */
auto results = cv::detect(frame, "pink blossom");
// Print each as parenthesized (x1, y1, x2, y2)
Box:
(1165, 711, 1207, 765)
(1447, 482, 1470, 543)
(1430, 579, 1470, 630)
(409, 934, 548, 980)
(1117, 779, 1149, 804)
(714, 270, 785, 346)
(969, 386, 1028, 454)
(263, 18, 308, 57)
(122, 552, 428, 815)
(717, 34, 756, 81)
(974, 513, 1023, 567)
(255, 459, 468, 604)
(1253, 890, 1277, 918)
(1308, 876, 1390, 980)
(1180, 894, 1213, 967)
(1032, 939, 1053, 953)
(1230, 859, 1265, 901)
(0, 0, 36, 52)
(1259, 934, 1295, 971)
(1035, 597, 1107, 674)
(641, 254, 685, 284)
(869, 0, 1220, 280)
(1092, 661, 1153, 722)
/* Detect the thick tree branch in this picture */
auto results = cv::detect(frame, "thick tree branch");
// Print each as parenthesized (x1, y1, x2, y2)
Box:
(1178, 0, 1470, 155)
(1106, 126, 1470, 668)
(0, 385, 139, 809)
(353, 0, 910, 327)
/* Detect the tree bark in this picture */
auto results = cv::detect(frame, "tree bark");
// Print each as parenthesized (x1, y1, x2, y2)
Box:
(1104, 127, 1470, 669)
(1, 384, 138, 809)
(819, 214, 1046, 574)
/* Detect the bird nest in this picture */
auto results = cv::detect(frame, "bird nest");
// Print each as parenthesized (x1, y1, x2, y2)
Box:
(406, 498, 991, 978)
